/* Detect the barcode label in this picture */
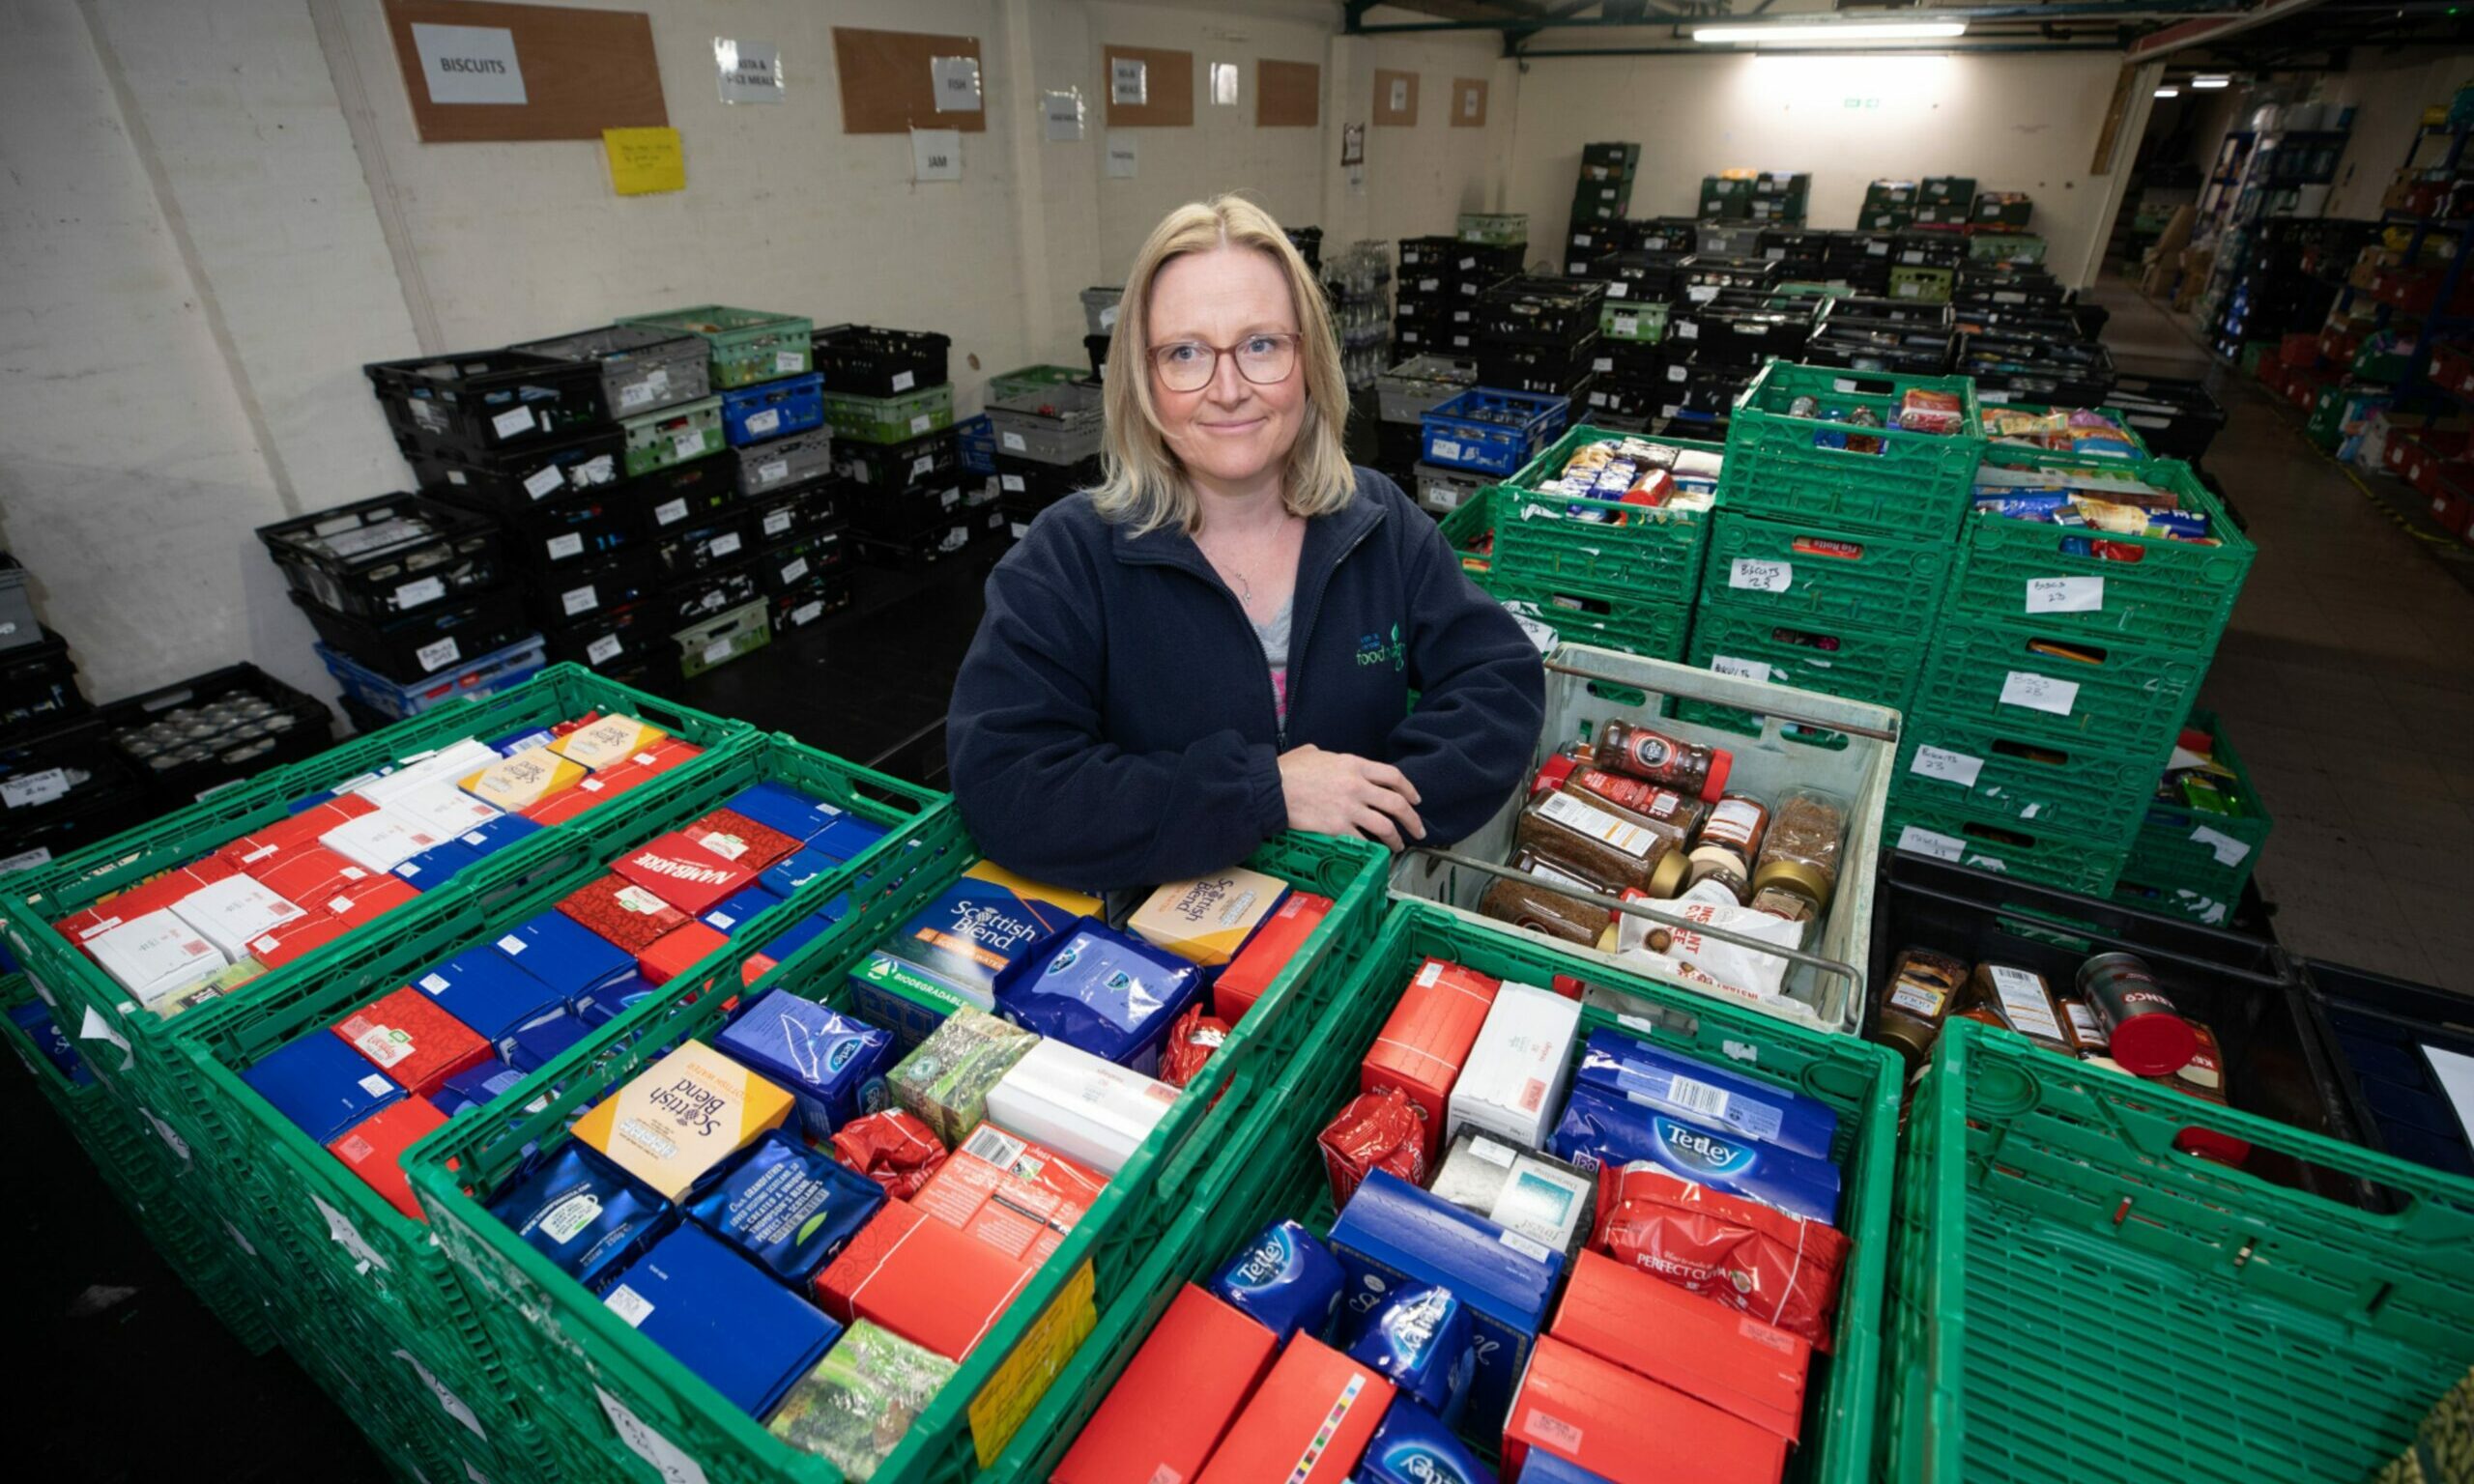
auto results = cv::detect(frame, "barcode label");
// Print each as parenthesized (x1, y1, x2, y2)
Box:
(1666, 1073, 1732, 1122)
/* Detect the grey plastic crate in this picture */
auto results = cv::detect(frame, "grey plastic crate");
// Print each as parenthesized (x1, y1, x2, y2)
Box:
(512, 324, 710, 416)
(1413, 461, 1487, 516)
(733, 428, 834, 497)
(1080, 286, 1124, 337)
(987, 383, 1106, 467)
(1376, 356, 1482, 425)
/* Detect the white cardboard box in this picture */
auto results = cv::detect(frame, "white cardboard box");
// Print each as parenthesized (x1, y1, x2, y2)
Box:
(86, 908, 230, 1008)
(383, 781, 503, 840)
(321, 810, 447, 873)
(983, 1039, 1178, 1177)
(1447, 981, 1581, 1151)
(169, 875, 308, 963)
(353, 738, 501, 807)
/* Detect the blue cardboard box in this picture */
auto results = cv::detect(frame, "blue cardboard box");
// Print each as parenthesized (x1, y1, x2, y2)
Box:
(508, 1009, 590, 1074)
(434, 1059, 530, 1119)
(574, 973, 662, 1029)
(10, 1001, 91, 1085)
(243, 1033, 403, 1144)
(807, 814, 887, 864)
(1519, 1454, 1615, 1484)
(701, 885, 782, 937)
(993, 920, 1205, 1073)
(414, 947, 569, 1047)
(495, 910, 637, 1003)
(390, 840, 479, 891)
(605, 1224, 841, 1418)
(723, 784, 853, 845)
(487, 727, 559, 756)
(759, 846, 835, 899)
(1549, 1086, 1841, 1224)
(716, 990, 894, 1140)
(1325, 1169, 1563, 1429)
(456, 813, 542, 861)
(1359, 1402, 1496, 1484)
(1573, 1027, 1837, 1159)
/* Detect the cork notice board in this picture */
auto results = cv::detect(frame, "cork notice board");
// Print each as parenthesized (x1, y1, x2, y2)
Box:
(1257, 60, 1319, 128)
(1452, 77, 1488, 128)
(383, 0, 665, 143)
(1104, 45, 1194, 128)
(833, 27, 988, 134)
(1373, 70, 1419, 128)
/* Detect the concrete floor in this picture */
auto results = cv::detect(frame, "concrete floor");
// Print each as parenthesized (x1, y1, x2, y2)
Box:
(2101, 280, 2474, 992)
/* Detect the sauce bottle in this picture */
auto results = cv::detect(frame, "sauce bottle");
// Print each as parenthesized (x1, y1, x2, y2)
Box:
(1595, 720, 1733, 801)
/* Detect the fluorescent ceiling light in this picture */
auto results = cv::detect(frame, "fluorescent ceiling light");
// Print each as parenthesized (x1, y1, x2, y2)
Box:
(1692, 20, 1968, 43)
(2155, 86, 2181, 97)
(2192, 76, 2231, 88)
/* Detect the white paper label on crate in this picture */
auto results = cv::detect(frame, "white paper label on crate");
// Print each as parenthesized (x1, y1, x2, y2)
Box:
(314, 1193, 389, 1272)
(1897, 825, 1966, 862)
(1009, 520, 1030, 539)
(1001, 473, 1025, 493)
(906, 454, 934, 481)
(78, 1007, 132, 1071)
(1611, 314, 1640, 337)
(1728, 558, 1793, 593)
(780, 556, 810, 584)
(546, 533, 585, 561)
(750, 457, 791, 490)
(1687, 285, 1720, 303)
(1911, 746, 1985, 788)
(1432, 439, 1464, 463)
(392, 576, 447, 612)
(412, 23, 528, 105)
(673, 433, 706, 462)
(140, 1106, 191, 1162)
(224, 1220, 257, 1259)
(1667, 364, 1688, 385)
(1458, 255, 1478, 271)
(618, 382, 656, 412)
(1424, 484, 1461, 511)
(1998, 671, 2078, 717)
(586, 634, 624, 666)
(491, 406, 534, 440)
(3, 769, 70, 810)
(2189, 825, 2252, 867)
(1677, 320, 1699, 340)
(774, 351, 804, 376)
(745, 409, 781, 437)
(0, 846, 52, 878)
(521, 466, 565, 501)
(394, 1350, 488, 1441)
(579, 454, 615, 485)
(1509, 611, 1559, 655)
(653, 498, 690, 528)
(906, 414, 934, 437)
(561, 585, 598, 617)
(791, 600, 823, 626)
(1710, 654, 1771, 684)
(1606, 281, 1628, 299)
(1978, 390, 2011, 405)
(415, 637, 461, 673)
(1996, 291, 2026, 305)
(763, 509, 793, 538)
(708, 531, 742, 558)
(703, 639, 736, 666)
(1001, 431, 1027, 452)
(940, 487, 961, 509)
(599, 1387, 708, 1484)
(2025, 576, 2104, 614)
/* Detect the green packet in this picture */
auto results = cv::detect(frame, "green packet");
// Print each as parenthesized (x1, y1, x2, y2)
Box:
(767, 1321, 958, 1479)
(885, 1006, 1037, 1147)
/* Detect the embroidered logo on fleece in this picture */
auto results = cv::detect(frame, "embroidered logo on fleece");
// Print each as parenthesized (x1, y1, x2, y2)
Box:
(1356, 624, 1406, 671)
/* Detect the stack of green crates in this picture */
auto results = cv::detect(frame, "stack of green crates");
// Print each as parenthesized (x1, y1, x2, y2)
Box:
(1473, 423, 1714, 661)
(1888, 452, 2255, 895)
(2113, 707, 2273, 925)
(1573, 140, 1639, 225)
(1861, 179, 1918, 232)
(1683, 362, 1981, 735)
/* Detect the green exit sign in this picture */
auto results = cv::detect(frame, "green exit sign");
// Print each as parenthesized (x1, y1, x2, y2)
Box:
(1844, 97, 1883, 109)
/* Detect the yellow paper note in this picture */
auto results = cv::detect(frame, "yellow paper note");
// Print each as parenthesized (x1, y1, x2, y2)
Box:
(603, 127, 684, 196)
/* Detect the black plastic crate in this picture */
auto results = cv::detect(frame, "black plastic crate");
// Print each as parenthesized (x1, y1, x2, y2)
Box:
(1805, 328, 1955, 376)
(1677, 308, 1814, 367)
(289, 585, 531, 685)
(1675, 255, 1781, 300)
(496, 483, 649, 571)
(651, 507, 757, 579)
(745, 477, 848, 545)
(1582, 378, 1663, 420)
(838, 428, 962, 495)
(366, 348, 605, 456)
(1820, 296, 1957, 331)
(1959, 333, 2115, 407)
(1397, 236, 1461, 272)
(0, 632, 85, 738)
(811, 324, 954, 398)
(1589, 250, 1684, 303)
(1888, 229, 1968, 270)
(851, 483, 972, 544)
(0, 785, 151, 869)
(532, 546, 662, 631)
(1477, 331, 1600, 380)
(2298, 960, 2474, 1178)
(97, 663, 332, 807)
(649, 563, 761, 632)
(770, 570, 856, 634)
(0, 715, 155, 843)
(1581, 140, 1643, 173)
(755, 526, 850, 596)
(1474, 275, 1606, 345)
(638, 456, 740, 536)
(2108, 375, 2227, 460)
(993, 450, 1101, 504)
(257, 494, 503, 620)
(1286, 225, 1323, 271)
(538, 602, 664, 681)
(1586, 339, 1672, 385)
(406, 426, 625, 516)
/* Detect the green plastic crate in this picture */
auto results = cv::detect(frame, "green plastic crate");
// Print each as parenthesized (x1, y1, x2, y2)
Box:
(820, 383, 957, 445)
(406, 817, 1391, 1484)
(618, 306, 815, 390)
(1598, 300, 1668, 343)
(1888, 266, 1954, 303)
(1702, 510, 1949, 631)
(986, 364, 1088, 402)
(1882, 1020, 2474, 1484)
(1488, 573, 1691, 661)
(1966, 233, 2046, 264)
(1910, 613, 2204, 752)
(1457, 212, 1529, 245)
(1677, 596, 1929, 737)
(619, 393, 727, 477)
(171, 736, 945, 1483)
(1893, 706, 2174, 840)
(1437, 482, 1495, 579)
(1960, 456, 2253, 653)
(2117, 707, 2271, 910)
(1719, 361, 1985, 538)
(1880, 790, 2132, 896)
(985, 899, 1905, 1483)
(1487, 423, 1722, 602)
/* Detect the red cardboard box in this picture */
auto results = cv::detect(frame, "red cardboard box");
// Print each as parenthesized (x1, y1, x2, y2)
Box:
(610, 833, 760, 915)
(328, 1097, 448, 1220)
(212, 797, 378, 871)
(54, 860, 240, 949)
(682, 808, 801, 871)
(319, 873, 420, 929)
(1053, 1284, 1277, 1484)
(1214, 891, 1332, 1024)
(524, 738, 703, 823)
(814, 1200, 1034, 1361)
(247, 845, 371, 907)
(1504, 1337, 1787, 1484)
(1361, 956, 1500, 1158)
(1195, 1333, 1393, 1484)
(558, 874, 691, 954)
(247, 912, 350, 969)
(911, 1124, 1107, 1267)
(331, 985, 492, 1099)
(1552, 1249, 1810, 1442)
(637, 922, 730, 985)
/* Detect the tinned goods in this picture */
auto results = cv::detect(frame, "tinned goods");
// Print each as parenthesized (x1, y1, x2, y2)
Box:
(2076, 951, 2198, 1075)
(1594, 720, 1732, 800)
(1479, 852, 1620, 946)
(1878, 949, 1968, 1072)
(1969, 962, 2073, 1056)
(1751, 785, 1849, 916)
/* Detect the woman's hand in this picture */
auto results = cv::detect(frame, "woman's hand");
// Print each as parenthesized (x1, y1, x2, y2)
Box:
(1278, 745, 1425, 849)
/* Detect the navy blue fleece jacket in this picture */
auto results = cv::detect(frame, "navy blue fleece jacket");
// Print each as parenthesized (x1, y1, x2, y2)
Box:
(945, 468, 1545, 893)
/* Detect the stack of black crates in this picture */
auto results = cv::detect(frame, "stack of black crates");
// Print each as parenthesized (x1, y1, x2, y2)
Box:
(820, 325, 981, 569)
(1395, 235, 1521, 361)
(0, 555, 136, 867)
(988, 377, 1105, 542)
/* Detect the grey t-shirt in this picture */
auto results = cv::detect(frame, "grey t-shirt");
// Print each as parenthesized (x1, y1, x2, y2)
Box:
(1253, 594, 1293, 738)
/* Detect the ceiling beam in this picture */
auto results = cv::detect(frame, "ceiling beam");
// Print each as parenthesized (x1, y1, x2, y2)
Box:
(2129, 0, 2332, 58)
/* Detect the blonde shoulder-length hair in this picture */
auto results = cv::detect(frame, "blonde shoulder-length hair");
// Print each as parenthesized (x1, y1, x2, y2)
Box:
(1089, 196, 1355, 534)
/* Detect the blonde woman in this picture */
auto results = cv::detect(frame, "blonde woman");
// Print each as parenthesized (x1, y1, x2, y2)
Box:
(947, 197, 1544, 891)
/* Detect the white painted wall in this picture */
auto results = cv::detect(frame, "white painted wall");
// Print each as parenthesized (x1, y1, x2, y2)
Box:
(2322, 50, 2474, 221)
(1501, 51, 2137, 287)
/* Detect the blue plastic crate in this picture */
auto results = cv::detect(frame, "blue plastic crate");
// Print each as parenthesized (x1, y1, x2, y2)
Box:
(955, 414, 997, 475)
(1420, 387, 1570, 475)
(719, 372, 826, 447)
(314, 636, 546, 720)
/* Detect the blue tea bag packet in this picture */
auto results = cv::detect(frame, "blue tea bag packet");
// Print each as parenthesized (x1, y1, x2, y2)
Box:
(495, 910, 637, 1004)
(391, 840, 479, 891)
(574, 974, 662, 1030)
(715, 990, 894, 1140)
(994, 919, 1205, 1074)
(1573, 1027, 1836, 1159)
(701, 886, 783, 937)
(1359, 1403, 1497, 1484)
(605, 1224, 840, 1419)
(1549, 1085, 1841, 1224)
(492, 1143, 673, 1292)
(1344, 1284, 1475, 1424)
(435, 1059, 529, 1120)
(1210, 1218, 1344, 1343)
(684, 1130, 883, 1283)
(507, 1009, 590, 1075)
(244, 1033, 401, 1143)
(1518, 1453, 1614, 1484)
(10, 1001, 91, 1085)
(760, 847, 835, 899)
(414, 947, 568, 1048)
